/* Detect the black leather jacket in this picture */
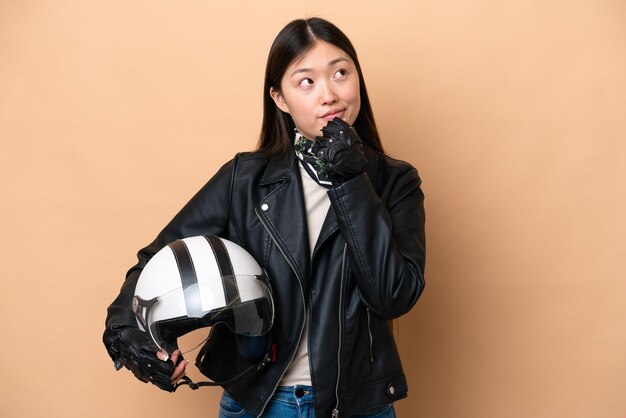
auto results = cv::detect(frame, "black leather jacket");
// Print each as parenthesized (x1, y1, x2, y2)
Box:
(105, 144, 426, 417)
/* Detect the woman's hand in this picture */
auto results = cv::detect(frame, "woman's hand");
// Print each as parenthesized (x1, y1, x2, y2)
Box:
(103, 324, 186, 392)
(313, 117, 368, 185)
(163, 349, 189, 384)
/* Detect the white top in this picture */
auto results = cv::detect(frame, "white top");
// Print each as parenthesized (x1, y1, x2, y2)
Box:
(279, 161, 332, 386)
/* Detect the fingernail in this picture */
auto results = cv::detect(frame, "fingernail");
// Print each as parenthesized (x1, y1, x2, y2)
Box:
(157, 350, 169, 361)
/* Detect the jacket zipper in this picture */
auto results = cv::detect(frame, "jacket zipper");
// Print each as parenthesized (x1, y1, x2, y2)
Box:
(332, 244, 348, 418)
(255, 208, 307, 417)
(367, 308, 374, 363)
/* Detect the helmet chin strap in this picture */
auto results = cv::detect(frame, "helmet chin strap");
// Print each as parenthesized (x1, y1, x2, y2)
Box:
(172, 343, 277, 391)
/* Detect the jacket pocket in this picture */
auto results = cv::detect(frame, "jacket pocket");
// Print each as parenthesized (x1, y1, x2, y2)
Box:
(367, 308, 374, 363)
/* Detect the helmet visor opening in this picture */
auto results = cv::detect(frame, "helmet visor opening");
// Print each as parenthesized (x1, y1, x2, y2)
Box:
(143, 274, 273, 353)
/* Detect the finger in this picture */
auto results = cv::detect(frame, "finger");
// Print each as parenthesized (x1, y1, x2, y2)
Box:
(313, 136, 330, 147)
(323, 127, 348, 141)
(322, 125, 341, 137)
(327, 117, 349, 131)
(329, 116, 347, 126)
(169, 349, 181, 365)
(171, 359, 189, 383)
(156, 349, 169, 362)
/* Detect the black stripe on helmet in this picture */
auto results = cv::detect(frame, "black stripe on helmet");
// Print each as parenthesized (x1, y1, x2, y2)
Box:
(204, 236, 241, 305)
(168, 239, 203, 317)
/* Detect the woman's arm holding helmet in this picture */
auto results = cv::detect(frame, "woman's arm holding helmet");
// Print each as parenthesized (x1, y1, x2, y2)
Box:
(105, 156, 238, 328)
(103, 155, 239, 388)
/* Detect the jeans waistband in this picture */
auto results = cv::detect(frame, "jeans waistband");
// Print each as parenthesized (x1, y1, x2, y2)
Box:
(275, 385, 314, 402)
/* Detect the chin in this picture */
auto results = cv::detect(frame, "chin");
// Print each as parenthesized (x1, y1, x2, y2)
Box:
(342, 114, 355, 126)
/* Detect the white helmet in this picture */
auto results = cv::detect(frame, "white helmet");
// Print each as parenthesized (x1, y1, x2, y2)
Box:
(132, 235, 274, 387)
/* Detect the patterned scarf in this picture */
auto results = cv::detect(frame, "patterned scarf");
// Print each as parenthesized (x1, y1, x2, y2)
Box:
(293, 130, 333, 188)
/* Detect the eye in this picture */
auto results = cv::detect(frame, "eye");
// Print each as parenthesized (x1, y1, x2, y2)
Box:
(299, 78, 314, 87)
(333, 68, 347, 79)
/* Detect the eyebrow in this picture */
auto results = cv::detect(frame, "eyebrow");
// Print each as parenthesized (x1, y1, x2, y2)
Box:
(289, 57, 350, 78)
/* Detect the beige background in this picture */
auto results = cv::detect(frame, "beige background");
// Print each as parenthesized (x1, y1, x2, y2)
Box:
(1, 0, 625, 417)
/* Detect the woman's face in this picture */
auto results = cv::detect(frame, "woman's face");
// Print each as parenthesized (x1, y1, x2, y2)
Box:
(270, 41, 361, 140)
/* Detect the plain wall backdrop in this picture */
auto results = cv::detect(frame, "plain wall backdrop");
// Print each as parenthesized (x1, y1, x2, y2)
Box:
(1, 1, 625, 417)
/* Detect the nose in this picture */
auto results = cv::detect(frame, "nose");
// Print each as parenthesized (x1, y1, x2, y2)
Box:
(319, 80, 337, 105)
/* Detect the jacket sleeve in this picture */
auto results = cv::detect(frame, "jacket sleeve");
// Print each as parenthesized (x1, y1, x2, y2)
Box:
(105, 156, 238, 328)
(327, 161, 426, 319)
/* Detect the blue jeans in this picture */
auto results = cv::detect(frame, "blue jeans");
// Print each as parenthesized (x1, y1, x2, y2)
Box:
(218, 386, 396, 418)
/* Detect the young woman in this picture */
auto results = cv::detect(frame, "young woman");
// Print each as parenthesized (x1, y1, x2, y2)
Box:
(103, 17, 426, 418)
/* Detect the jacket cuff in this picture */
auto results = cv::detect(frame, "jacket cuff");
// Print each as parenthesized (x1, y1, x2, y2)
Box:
(328, 172, 372, 200)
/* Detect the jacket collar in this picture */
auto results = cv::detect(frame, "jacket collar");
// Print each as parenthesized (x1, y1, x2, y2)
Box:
(259, 142, 379, 187)
(259, 150, 296, 186)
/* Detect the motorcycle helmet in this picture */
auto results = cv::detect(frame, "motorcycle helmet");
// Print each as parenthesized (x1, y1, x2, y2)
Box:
(132, 235, 275, 388)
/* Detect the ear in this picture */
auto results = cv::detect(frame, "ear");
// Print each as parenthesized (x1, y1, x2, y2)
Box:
(270, 87, 290, 114)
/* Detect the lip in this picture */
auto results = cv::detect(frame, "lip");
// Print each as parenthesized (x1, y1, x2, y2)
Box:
(320, 108, 345, 120)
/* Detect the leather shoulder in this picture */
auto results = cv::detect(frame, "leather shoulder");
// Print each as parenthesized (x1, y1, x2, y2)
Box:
(376, 152, 419, 175)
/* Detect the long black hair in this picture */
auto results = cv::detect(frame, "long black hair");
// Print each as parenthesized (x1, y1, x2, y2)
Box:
(257, 18, 384, 156)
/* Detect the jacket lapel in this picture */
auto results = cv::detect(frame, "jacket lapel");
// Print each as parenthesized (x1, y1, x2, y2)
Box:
(256, 151, 311, 288)
(312, 206, 337, 257)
